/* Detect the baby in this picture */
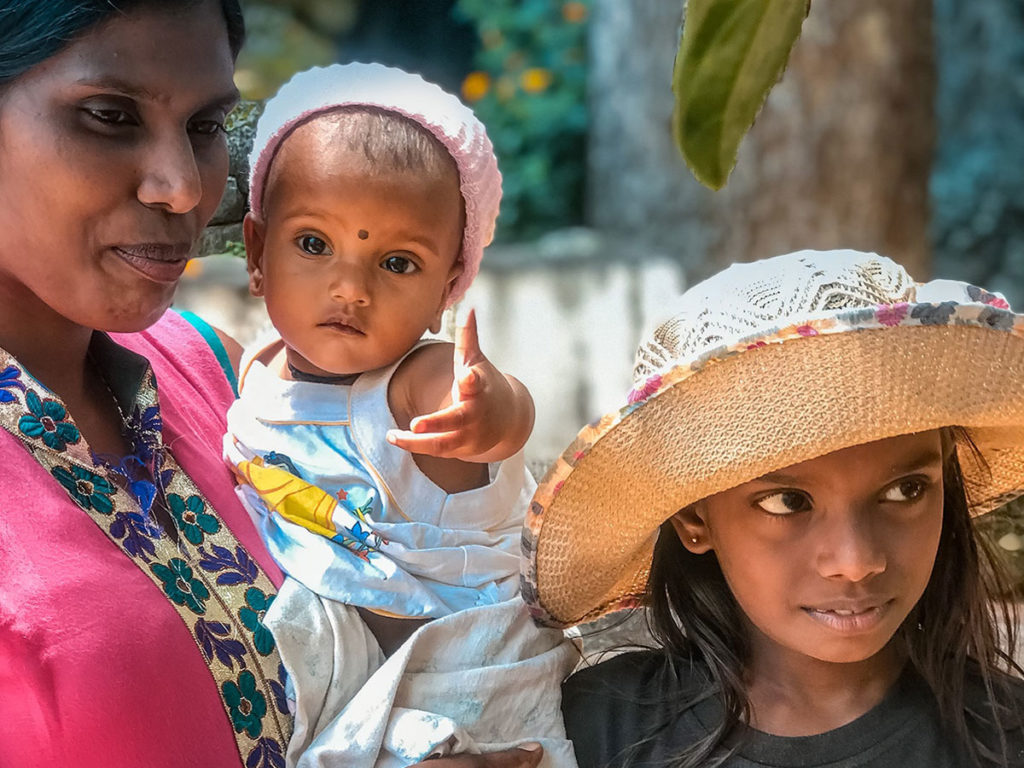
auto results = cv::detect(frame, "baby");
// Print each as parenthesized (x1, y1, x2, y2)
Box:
(224, 63, 576, 767)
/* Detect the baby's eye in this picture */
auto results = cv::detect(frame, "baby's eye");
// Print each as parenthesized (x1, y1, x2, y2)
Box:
(882, 478, 927, 502)
(298, 235, 329, 256)
(381, 255, 418, 274)
(756, 491, 811, 515)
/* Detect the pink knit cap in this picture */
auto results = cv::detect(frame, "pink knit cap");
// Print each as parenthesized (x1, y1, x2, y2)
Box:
(248, 62, 501, 307)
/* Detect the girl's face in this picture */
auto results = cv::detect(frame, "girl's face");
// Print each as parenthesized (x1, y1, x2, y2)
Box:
(245, 118, 464, 377)
(672, 431, 945, 670)
(0, 0, 237, 336)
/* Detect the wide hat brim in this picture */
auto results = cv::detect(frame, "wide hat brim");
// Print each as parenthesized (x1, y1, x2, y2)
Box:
(522, 303, 1024, 629)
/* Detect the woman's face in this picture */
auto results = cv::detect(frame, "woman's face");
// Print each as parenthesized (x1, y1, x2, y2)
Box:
(0, 0, 238, 335)
(673, 431, 945, 671)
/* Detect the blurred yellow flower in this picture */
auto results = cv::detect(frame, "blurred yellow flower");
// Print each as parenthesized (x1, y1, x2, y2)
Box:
(562, 2, 588, 23)
(521, 68, 553, 94)
(183, 259, 204, 279)
(461, 71, 491, 102)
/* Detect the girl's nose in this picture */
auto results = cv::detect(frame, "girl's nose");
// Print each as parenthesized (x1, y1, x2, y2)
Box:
(137, 132, 203, 214)
(814, 508, 887, 582)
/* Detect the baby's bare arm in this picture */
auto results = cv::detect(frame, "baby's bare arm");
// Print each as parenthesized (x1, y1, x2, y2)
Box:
(387, 310, 535, 481)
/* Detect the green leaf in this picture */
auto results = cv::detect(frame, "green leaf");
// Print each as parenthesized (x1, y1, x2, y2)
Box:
(672, 0, 809, 189)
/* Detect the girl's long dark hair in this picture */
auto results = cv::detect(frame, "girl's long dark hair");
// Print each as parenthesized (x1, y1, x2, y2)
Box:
(641, 428, 1023, 767)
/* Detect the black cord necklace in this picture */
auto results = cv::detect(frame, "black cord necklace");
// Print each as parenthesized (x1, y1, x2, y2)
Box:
(286, 361, 360, 386)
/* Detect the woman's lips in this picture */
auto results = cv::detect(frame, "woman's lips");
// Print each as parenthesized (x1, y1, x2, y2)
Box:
(111, 244, 191, 284)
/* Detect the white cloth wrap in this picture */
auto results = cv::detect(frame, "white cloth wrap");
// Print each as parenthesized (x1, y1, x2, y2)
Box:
(269, 579, 579, 768)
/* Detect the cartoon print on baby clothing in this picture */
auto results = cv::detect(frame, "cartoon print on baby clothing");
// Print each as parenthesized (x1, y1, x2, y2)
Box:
(232, 448, 387, 563)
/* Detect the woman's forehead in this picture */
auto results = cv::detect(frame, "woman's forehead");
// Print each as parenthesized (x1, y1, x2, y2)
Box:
(20, 0, 235, 103)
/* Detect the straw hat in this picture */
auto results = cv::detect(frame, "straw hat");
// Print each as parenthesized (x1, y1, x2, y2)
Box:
(248, 62, 501, 307)
(522, 250, 1024, 629)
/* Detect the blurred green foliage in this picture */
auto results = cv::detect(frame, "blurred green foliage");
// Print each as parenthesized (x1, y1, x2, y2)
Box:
(454, 0, 590, 240)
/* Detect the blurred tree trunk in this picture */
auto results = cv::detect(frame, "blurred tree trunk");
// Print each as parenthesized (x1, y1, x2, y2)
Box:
(587, 0, 935, 279)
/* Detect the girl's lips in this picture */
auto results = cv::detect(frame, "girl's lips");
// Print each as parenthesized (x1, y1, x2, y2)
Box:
(112, 245, 191, 284)
(802, 599, 894, 634)
(319, 320, 365, 335)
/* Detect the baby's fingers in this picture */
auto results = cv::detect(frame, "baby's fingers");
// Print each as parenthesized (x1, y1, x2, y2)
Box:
(386, 428, 463, 457)
(409, 403, 468, 435)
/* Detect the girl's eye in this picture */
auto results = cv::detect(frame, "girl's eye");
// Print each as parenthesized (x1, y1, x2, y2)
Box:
(882, 478, 927, 502)
(298, 235, 329, 256)
(381, 255, 418, 274)
(756, 491, 811, 516)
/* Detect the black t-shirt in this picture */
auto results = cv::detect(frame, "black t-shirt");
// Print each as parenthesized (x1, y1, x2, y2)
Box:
(562, 651, 1024, 767)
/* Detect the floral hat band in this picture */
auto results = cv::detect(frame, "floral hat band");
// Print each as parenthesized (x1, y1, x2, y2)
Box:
(522, 250, 1024, 629)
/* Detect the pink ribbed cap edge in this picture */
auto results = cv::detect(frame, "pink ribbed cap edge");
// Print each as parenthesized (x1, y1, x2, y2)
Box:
(248, 62, 502, 307)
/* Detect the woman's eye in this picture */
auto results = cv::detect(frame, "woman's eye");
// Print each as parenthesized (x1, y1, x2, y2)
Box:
(189, 119, 225, 137)
(756, 491, 811, 515)
(381, 255, 417, 274)
(298, 235, 329, 256)
(85, 108, 136, 126)
(883, 478, 927, 502)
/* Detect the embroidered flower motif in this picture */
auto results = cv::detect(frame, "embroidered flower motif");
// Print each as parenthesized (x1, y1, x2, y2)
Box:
(222, 669, 267, 738)
(246, 737, 285, 768)
(125, 404, 162, 462)
(19, 390, 81, 451)
(911, 302, 957, 326)
(0, 365, 26, 403)
(627, 374, 662, 404)
(239, 587, 276, 656)
(168, 493, 221, 545)
(796, 324, 818, 337)
(151, 557, 210, 615)
(876, 303, 910, 327)
(746, 340, 768, 350)
(51, 465, 115, 515)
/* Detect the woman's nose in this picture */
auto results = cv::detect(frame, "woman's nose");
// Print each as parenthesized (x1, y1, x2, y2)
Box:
(137, 132, 203, 214)
(814, 508, 887, 582)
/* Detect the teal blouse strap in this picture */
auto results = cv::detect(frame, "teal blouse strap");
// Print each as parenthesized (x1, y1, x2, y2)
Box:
(177, 310, 239, 397)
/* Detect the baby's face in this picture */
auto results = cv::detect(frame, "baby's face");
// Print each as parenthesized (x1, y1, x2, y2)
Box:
(245, 118, 463, 377)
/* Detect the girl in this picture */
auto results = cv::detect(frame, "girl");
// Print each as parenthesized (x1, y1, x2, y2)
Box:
(226, 63, 575, 766)
(523, 249, 1024, 766)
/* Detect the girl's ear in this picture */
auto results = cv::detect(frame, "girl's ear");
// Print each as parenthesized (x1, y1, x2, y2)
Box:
(669, 504, 714, 555)
(430, 260, 464, 334)
(243, 212, 267, 297)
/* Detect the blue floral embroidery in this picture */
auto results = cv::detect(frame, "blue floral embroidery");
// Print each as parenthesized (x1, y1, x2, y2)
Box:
(19, 390, 81, 451)
(223, 669, 267, 738)
(239, 587, 276, 656)
(195, 618, 248, 670)
(109, 510, 162, 561)
(246, 737, 285, 768)
(269, 663, 289, 716)
(126, 403, 162, 463)
(198, 543, 259, 585)
(151, 557, 210, 615)
(51, 465, 115, 514)
(0, 366, 26, 403)
(168, 493, 221, 545)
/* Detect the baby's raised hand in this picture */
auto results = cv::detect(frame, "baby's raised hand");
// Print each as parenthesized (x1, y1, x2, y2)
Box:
(386, 309, 534, 463)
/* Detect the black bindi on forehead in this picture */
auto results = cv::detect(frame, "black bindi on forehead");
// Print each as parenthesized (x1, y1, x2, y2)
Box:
(358, 229, 369, 240)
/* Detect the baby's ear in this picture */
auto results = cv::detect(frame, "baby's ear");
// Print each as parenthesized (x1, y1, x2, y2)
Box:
(430, 259, 464, 334)
(669, 505, 714, 555)
(242, 212, 267, 297)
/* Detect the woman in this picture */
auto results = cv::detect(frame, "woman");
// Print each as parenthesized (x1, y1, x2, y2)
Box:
(0, 3, 541, 767)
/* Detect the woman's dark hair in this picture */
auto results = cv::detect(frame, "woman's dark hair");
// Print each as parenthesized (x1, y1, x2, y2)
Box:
(641, 427, 1023, 767)
(0, 0, 245, 87)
